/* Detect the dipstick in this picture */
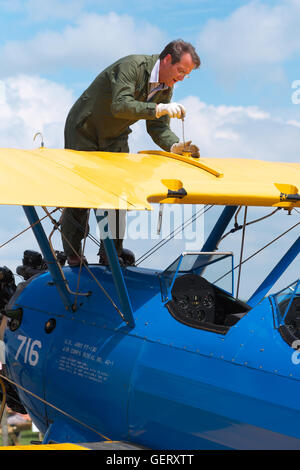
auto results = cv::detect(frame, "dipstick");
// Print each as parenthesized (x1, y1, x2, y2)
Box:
(181, 116, 185, 147)
(181, 115, 192, 157)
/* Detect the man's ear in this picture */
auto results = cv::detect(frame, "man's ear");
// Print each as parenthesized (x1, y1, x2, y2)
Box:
(162, 53, 172, 66)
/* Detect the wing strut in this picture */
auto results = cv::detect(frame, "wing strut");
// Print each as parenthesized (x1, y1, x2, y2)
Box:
(22, 206, 74, 311)
(247, 235, 300, 307)
(192, 206, 238, 273)
(95, 210, 134, 327)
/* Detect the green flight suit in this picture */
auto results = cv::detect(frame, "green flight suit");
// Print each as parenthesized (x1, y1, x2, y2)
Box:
(61, 54, 180, 258)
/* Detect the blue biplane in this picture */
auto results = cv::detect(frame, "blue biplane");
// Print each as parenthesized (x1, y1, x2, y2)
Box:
(0, 147, 299, 450)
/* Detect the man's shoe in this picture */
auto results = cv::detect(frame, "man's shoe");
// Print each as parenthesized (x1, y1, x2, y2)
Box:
(99, 254, 125, 267)
(99, 254, 109, 266)
(120, 249, 135, 266)
(67, 254, 87, 267)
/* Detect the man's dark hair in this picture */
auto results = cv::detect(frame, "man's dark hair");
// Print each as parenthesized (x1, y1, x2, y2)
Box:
(159, 39, 201, 69)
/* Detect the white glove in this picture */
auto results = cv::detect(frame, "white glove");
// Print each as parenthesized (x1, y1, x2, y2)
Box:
(156, 102, 186, 119)
(171, 140, 200, 158)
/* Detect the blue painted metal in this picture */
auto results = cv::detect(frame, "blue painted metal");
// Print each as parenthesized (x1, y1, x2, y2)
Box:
(247, 236, 300, 307)
(201, 206, 238, 251)
(3, 205, 300, 449)
(3, 262, 300, 449)
(22, 205, 73, 311)
(94, 210, 134, 327)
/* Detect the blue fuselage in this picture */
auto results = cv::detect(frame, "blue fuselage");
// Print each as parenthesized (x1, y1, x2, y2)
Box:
(4, 265, 300, 449)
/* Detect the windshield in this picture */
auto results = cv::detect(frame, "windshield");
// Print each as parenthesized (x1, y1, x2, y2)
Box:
(159, 251, 234, 301)
(272, 279, 300, 327)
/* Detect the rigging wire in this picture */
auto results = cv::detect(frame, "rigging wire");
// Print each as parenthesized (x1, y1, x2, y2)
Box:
(214, 218, 300, 285)
(42, 207, 90, 302)
(61, 231, 125, 319)
(218, 207, 281, 245)
(0, 372, 112, 442)
(73, 209, 90, 311)
(136, 204, 210, 265)
(43, 207, 123, 315)
(46, 213, 126, 321)
(0, 377, 6, 423)
(58, 205, 213, 266)
(234, 206, 242, 227)
(0, 208, 60, 251)
(58, 205, 213, 267)
(136, 205, 213, 266)
(58, 208, 100, 249)
(236, 206, 247, 299)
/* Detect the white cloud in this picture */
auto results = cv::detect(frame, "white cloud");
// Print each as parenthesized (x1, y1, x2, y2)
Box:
(166, 96, 300, 162)
(129, 95, 300, 163)
(128, 95, 300, 163)
(287, 119, 300, 129)
(0, 12, 166, 77)
(0, 75, 73, 148)
(197, 0, 300, 82)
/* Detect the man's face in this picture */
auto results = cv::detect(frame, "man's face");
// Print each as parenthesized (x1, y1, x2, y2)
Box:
(159, 52, 195, 87)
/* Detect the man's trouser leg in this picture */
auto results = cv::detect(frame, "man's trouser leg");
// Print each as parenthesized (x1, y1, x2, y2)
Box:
(61, 129, 130, 263)
(99, 209, 135, 266)
(98, 209, 126, 262)
(60, 208, 89, 258)
(96, 138, 130, 262)
(61, 116, 96, 262)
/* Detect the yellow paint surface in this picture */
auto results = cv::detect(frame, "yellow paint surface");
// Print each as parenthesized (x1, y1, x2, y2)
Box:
(0, 443, 89, 450)
(0, 147, 298, 210)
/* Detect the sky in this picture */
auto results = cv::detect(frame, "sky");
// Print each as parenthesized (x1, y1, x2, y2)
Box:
(0, 0, 299, 300)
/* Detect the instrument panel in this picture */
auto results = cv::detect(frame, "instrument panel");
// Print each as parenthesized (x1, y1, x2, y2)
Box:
(167, 274, 216, 330)
(167, 273, 249, 333)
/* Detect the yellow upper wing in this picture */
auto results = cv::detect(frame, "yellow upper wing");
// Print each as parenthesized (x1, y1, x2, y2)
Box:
(0, 147, 299, 209)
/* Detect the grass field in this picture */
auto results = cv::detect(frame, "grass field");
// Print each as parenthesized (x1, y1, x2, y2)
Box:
(0, 429, 40, 447)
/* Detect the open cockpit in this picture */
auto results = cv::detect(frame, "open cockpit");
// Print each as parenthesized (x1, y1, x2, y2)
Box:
(159, 252, 251, 334)
(271, 280, 300, 346)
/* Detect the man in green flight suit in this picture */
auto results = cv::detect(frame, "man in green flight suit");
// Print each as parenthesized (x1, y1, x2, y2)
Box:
(61, 39, 201, 266)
